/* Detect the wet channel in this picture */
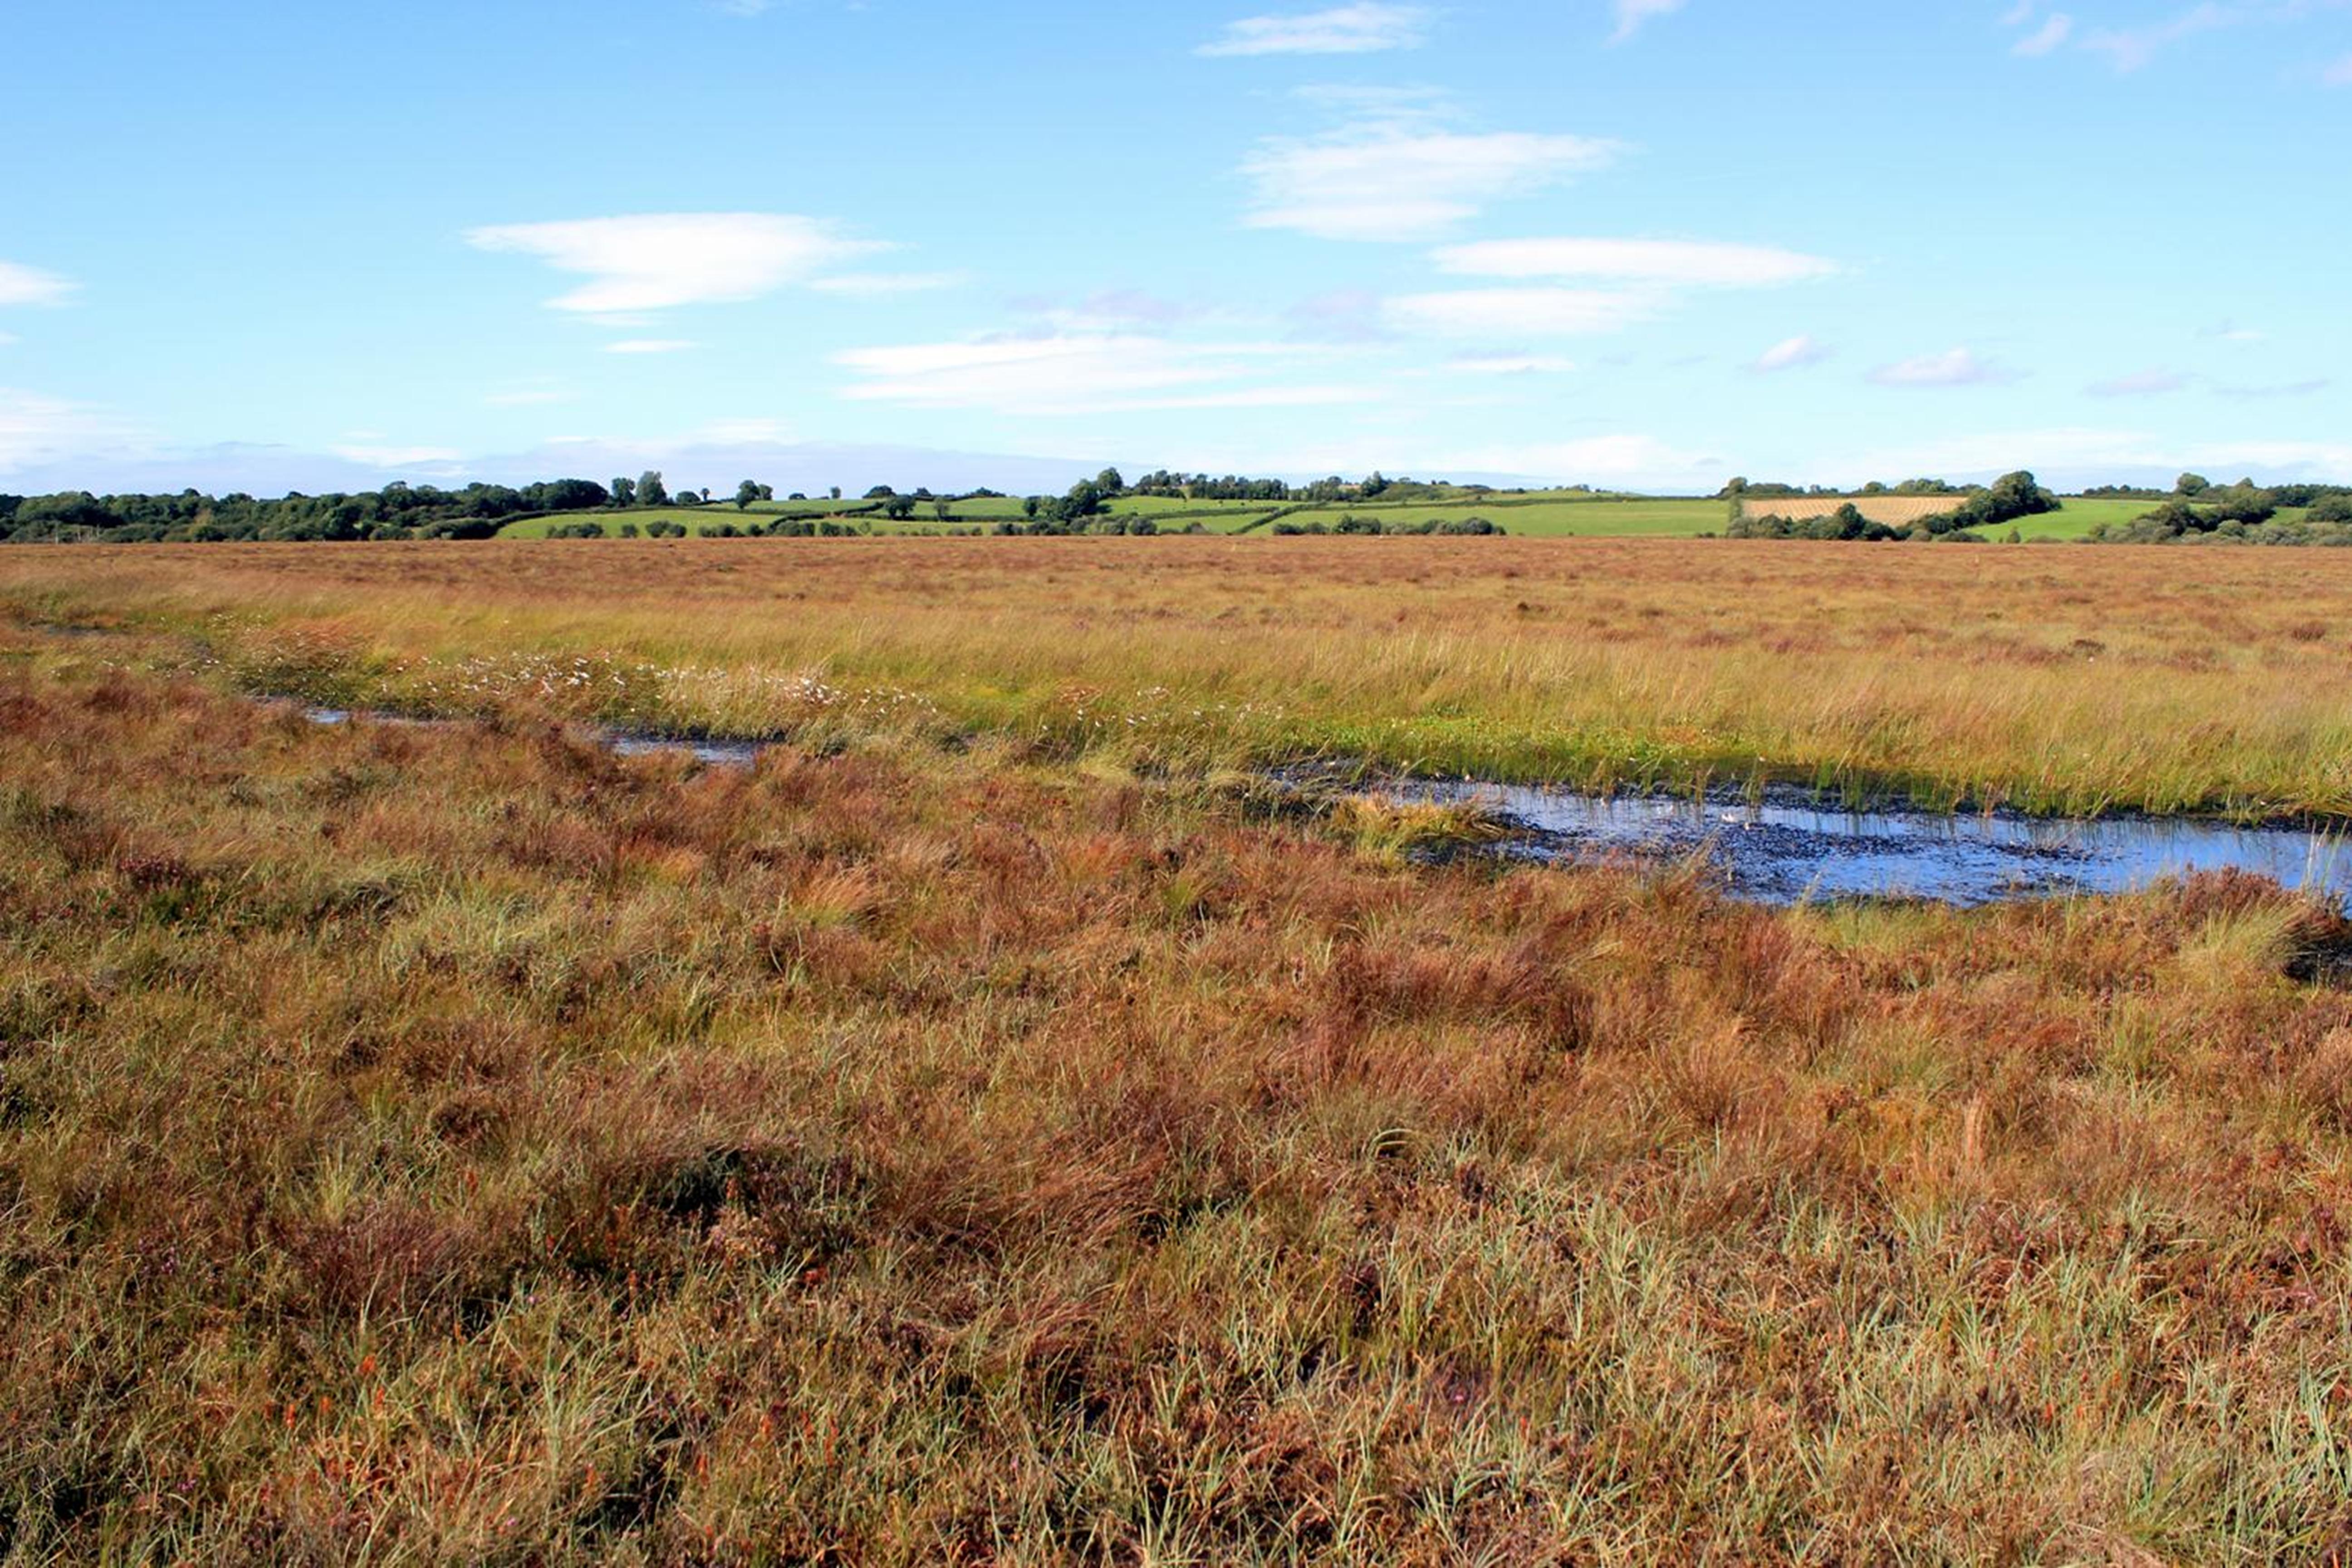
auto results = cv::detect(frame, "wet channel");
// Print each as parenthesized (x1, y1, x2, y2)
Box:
(1384, 778, 2352, 908)
(300, 707, 2351, 909)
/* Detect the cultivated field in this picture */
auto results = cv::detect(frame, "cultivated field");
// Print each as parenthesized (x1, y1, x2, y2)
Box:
(496, 492, 2152, 541)
(7, 540, 2352, 1561)
(1738, 495, 1982, 527)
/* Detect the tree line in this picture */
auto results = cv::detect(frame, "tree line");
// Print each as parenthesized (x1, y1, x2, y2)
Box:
(1726, 471, 2062, 541)
(2089, 474, 2352, 545)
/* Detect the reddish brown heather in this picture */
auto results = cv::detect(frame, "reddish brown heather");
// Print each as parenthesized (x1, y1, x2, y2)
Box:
(4, 632, 2352, 1560)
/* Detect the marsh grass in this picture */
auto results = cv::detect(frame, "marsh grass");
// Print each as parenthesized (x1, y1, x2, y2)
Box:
(6, 537, 2352, 820)
(6, 627, 2352, 1559)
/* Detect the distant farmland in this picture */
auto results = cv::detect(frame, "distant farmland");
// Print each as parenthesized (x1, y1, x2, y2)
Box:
(1736, 495, 1971, 527)
(488, 491, 2159, 542)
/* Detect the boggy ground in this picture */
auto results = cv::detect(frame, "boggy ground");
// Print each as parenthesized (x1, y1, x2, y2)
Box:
(8, 639, 2352, 1562)
(5, 536, 2352, 818)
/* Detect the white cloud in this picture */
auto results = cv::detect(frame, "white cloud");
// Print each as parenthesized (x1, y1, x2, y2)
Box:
(1445, 353, 1577, 374)
(1434, 236, 1838, 286)
(2001, 2, 2038, 25)
(465, 213, 883, 314)
(1451, 433, 1721, 486)
(2325, 49, 2352, 82)
(2215, 377, 2332, 399)
(0, 333, 17, 348)
(0, 388, 139, 473)
(1199, 3, 1430, 55)
(2014, 12, 2075, 54)
(0, 262, 77, 309)
(1837, 426, 2352, 481)
(2080, 4, 2232, 71)
(1611, 0, 1687, 44)
(1867, 348, 2020, 387)
(1241, 125, 1620, 241)
(484, 387, 570, 407)
(330, 443, 463, 470)
(1753, 334, 1830, 372)
(604, 339, 698, 355)
(2087, 368, 2186, 397)
(698, 417, 794, 443)
(833, 333, 1362, 414)
(1384, 288, 1660, 337)
(807, 271, 963, 297)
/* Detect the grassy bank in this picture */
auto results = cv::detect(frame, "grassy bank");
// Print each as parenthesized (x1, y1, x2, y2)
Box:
(5, 537, 2351, 820)
(6, 644, 2352, 1559)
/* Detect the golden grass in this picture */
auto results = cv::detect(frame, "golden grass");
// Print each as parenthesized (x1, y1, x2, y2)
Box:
(5, 536, 2351, 818)
(6, 643, 2352, 1559)
(1737, 495, 1977, 525)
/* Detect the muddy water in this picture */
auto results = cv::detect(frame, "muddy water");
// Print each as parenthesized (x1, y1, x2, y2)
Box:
(300, 707, 2350, 908)
(1387, 779, 2352, 908)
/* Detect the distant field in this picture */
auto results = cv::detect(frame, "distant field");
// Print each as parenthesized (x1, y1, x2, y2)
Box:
(497, 492, 2186, 542)
(1738, 495, 1974, 527)
(1278, 498, 1726, 536)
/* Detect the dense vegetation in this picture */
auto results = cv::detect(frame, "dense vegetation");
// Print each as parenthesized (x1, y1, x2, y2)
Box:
(1728, 471, 2061, 542)
(2089, 475, 2352, 545)
(9, 588, 2352, 1559)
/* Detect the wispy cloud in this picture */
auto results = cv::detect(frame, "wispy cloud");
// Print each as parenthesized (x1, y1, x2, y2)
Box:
(0, 262, 77, 309)
(807, 271, 963, 297)
(2079, 3, 2233, 70)
(1610, 0, 1687, 44)
(1753, 334, 1830, 372)
(466, 213, 884, 314)
(1241, 122, 1620, 241)
(0, 387, 139, 474)
(1199, 3, 1430, 55)
(1867, 348, 2022, 387)
(834, 333, 1365, 414)
(1435, 236, 1838, 286)
(1839, 426, 2352, 481)
(2324, 49, 2352, 82)
(330, 442, 463, 470)
(2215, 376, 2332, 398)
(1445, 353, 1577, 374)
(2013, 12, 2076, 54)
(1384, 288, 1660, 338)
(604, 339, 698, 355)
(2087, 367, 2187, 397)
(483, 387, 571, 407)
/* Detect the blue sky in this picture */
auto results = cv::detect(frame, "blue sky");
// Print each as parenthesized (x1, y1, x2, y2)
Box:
(3, 0, 2347, 495)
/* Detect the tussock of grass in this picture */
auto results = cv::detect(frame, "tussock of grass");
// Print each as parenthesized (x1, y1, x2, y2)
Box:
(7, 657, 2352, 1559)
(1327, 794, 1513, 863)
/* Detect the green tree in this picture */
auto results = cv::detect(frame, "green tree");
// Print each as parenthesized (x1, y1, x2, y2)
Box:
(609, 475, 635, 508)
(637, 470, 669, 507)
(733, 480, 771, 511)
(2176, 472, 2210, 496)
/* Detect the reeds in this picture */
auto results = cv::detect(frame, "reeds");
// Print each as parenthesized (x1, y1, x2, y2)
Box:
(5, 636, 2352, 1559)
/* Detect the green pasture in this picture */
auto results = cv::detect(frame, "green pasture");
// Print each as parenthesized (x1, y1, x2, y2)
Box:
(493, 492, 2187, 542)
